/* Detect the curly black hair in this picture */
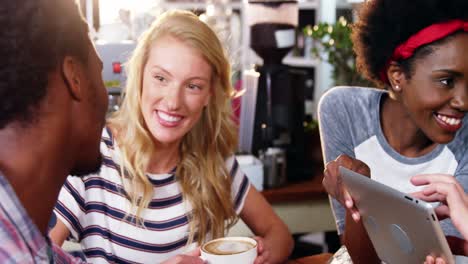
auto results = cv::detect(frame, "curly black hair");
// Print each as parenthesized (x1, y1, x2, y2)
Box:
(352, 0, 468, 87)
(0, 0, 89, 129)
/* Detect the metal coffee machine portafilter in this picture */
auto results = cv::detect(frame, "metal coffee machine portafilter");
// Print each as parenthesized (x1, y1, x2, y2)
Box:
(246, 0, 301, 187)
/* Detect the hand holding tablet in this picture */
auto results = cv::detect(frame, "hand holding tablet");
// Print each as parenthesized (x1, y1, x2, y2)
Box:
(340, 166, 454, 264)
(323, 154, 371, 221)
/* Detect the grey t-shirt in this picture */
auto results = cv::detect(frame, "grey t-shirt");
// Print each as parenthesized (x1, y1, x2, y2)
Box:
(318, 86, 468, 238)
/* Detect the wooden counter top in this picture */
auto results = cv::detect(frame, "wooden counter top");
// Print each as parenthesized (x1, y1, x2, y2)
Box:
(261, 173, 327, 204)
(287, 253, 333, 264)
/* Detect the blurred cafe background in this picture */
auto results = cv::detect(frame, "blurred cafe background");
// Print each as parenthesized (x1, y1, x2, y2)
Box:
(70, 0, 367, 259)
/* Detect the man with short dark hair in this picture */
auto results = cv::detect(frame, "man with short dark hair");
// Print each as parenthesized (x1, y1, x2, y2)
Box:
(0, 0, 108, 262)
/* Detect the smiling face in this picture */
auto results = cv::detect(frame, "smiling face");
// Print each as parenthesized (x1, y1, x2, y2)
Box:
(397, 33, 468, 144)
(140, 35, 212, 147)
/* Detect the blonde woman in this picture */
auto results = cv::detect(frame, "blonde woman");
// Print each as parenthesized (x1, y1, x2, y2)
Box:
(49, 10, 293, 264)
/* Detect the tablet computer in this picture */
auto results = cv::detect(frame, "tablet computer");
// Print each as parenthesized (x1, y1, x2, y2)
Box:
(339, 166, 454, 264)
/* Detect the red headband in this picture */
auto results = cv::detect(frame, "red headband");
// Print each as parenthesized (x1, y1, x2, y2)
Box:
(380, 19, 468, 84)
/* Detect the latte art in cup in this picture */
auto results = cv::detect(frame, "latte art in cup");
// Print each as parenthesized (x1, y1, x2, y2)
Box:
(201, 237, 258, 264)
(203, 240, 255, 255)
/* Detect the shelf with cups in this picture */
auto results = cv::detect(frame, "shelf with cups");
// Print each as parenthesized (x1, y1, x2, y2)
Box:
(161, 0, 320, 10)
(297, 0, 319, 10)
(282, 53, 320, 68)
(244, 51, 320, 69)
(160, 1, 242, 10)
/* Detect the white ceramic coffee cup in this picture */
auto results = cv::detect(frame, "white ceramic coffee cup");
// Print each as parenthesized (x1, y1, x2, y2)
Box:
(201, 236, 258, 264)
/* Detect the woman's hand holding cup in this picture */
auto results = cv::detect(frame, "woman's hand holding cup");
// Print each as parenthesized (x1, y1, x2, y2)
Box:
(252, 236, 270, 264)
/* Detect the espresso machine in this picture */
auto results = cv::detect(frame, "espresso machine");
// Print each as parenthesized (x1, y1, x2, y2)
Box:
(246, 0, 310, 184)
(95, 42, 136, 115)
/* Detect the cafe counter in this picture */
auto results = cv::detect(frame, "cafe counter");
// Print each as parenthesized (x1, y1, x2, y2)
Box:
(228, 174, 336, 236)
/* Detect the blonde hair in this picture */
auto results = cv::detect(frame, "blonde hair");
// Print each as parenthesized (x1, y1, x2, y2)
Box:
(108, 10, 239, 245)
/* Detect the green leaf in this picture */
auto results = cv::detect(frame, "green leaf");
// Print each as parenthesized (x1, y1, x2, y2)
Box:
(303, 18, 373, 87)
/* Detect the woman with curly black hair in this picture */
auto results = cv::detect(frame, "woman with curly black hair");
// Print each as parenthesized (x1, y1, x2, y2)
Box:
(318, 0, 468, 262)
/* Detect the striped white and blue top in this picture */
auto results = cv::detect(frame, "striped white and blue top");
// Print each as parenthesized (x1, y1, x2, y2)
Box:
(53, 128, 250, 264)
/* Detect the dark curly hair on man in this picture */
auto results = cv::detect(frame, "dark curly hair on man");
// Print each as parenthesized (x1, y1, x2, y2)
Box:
(352, 0, 468, 87)
(0, 0, 89, 129)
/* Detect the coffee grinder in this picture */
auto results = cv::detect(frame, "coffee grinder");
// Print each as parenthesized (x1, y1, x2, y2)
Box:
(246, 0, 309, 185)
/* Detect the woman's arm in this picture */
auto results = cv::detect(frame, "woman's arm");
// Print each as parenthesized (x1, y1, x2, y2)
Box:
(49, 218, 71, 246)
(240, 186, 294, 264)
(343, 211, 380, 263)
(323, 155, 380, 263)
